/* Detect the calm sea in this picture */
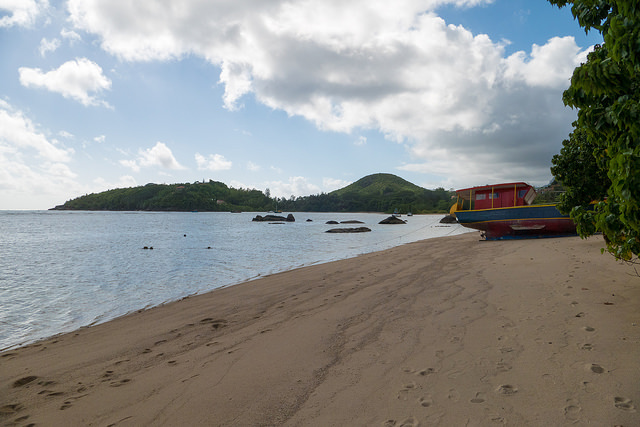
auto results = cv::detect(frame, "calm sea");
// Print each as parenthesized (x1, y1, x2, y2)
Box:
(0, 211, 470, 350)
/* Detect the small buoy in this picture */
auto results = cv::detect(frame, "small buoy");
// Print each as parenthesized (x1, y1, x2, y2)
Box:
(207, 246, 212, 249)
(184, 234, 187, 237)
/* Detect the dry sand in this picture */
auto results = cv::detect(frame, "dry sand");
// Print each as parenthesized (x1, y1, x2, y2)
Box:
(1, 232, 639, 426)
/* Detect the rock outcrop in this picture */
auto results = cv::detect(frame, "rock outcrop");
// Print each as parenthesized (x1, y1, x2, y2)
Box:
(252, 214, 295, 222)
(439, 214, 457, 224)
(378, 216, 406, 224)
(325, 227, 372, 233)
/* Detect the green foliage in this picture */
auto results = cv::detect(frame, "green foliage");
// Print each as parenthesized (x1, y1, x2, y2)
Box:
(548, 0, 640, 260)
(52, 174, 455, 214)
(54, 180, 273, 212)
(551, 128, 611, 210)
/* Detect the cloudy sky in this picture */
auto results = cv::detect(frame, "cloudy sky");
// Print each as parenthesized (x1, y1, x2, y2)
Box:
(1, 0, 601, 209)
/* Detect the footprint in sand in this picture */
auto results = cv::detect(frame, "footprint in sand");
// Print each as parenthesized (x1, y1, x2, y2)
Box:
(579, 343, 593, 351)
(109, 379, 131, 387)
(418, 394, 433, 407)
(384, 416, 418, 427)
(588, 363, 605, 374)
(12, 376, 38, 388)
(416, 367, 436, 376)
(470, 392, 486, 404)
(496, 384, 518, 395)
(0, 404, 23, 415)
(496, 360, 512, 373)
(583, 326, 596, 332)
(397, 382, 417, 400)
(614, 397, 635, 412)
(564, 399, 582, 421)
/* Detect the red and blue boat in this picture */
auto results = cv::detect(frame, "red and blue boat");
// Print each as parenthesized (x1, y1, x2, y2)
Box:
(451, 182, 577, 240)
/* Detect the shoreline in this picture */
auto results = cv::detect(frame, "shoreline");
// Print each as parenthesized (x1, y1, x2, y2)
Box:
(1, 232, 639, 425)
(0, 212, 467, 352)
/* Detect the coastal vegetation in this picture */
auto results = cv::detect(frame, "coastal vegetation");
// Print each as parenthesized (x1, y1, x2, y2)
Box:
(549, 0, 640, 260)
(51, 173, 455, 214)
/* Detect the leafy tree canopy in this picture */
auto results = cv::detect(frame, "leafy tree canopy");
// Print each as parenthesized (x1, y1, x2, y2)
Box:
(548, 0, 640, 260)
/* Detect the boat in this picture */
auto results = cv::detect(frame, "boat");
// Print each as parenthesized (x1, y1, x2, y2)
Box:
(450, 182, 577, 240)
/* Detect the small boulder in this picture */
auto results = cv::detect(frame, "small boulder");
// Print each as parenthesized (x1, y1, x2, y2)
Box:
(325, 227, 372, 233)
(253, 214, 295, 222)
(340, 220, 364, 224)
(379, 216, 406, 224)
(439, 214, 457, 224)
(326, 220, 339, 224)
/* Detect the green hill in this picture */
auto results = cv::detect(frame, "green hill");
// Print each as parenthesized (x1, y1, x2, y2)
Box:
(51, 174, 454, 213)
(281, 173, 453, 213)
(51, 181, 272, 212)
(331, 173, 427, 197)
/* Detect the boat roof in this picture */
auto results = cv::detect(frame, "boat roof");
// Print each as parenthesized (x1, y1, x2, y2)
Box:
(455, 182, 532, 195)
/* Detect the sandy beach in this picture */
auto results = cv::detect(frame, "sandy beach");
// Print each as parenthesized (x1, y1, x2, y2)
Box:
(1, 232, 639, 426)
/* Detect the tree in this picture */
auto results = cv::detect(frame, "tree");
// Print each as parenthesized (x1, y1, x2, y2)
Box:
(548, 0, 640, 260)
(551, 127, 611, 235)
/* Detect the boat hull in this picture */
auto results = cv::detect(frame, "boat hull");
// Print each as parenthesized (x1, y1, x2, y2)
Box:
(453, 204, 576, 240)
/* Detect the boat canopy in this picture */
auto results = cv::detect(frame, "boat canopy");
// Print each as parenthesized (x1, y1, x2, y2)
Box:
(453, 182, 536, 211)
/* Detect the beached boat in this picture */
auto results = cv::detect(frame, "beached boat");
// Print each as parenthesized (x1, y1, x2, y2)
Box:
(450, 182, 577, 240)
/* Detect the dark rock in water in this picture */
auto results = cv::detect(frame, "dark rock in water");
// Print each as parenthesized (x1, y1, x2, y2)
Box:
(340, 220, 364, 224)
(326, 227, 372, 233)
(252, 214, 295, 222)
(439, 214, 457, 224)
(326, 220, 339, 224)
(306, 219, 313, 222)
(379, 216, 406, 224)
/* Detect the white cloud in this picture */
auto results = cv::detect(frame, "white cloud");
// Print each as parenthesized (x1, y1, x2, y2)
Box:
(0, 99, 73, 163)
(0, 0, 48, 28)
(66, 0, 590, 187)
(503, 36, 588, 88)
(19, 58, 112, 107)
(119, 159, 140, 172)
(247, 161, 260, 172)
(61, 28, 82, 43)
(93, 134, 105, 143)
(354, 136, 367, 146)
(322, 177, 351, 192)
(0, 100, 81, 209)
(265, 176, 321, 198)
(39, 37, 61, 56)
(120, 142, 185, 172)
(195, 153, 232, 171)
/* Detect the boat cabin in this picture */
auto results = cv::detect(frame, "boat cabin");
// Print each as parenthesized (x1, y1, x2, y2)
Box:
(453, 182, 536, 211)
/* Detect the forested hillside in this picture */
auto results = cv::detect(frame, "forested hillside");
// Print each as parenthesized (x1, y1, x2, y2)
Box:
(51, 174, 455, 213)
(52, 181, 272, 212)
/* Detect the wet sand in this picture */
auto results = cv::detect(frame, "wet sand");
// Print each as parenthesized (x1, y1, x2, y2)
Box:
(1, 233, 639, 426)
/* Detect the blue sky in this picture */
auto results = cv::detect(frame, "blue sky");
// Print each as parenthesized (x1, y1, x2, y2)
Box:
(1, 0, 601, 209)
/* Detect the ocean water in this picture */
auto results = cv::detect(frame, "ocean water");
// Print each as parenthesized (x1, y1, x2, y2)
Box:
(0, 211, 471, 350)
